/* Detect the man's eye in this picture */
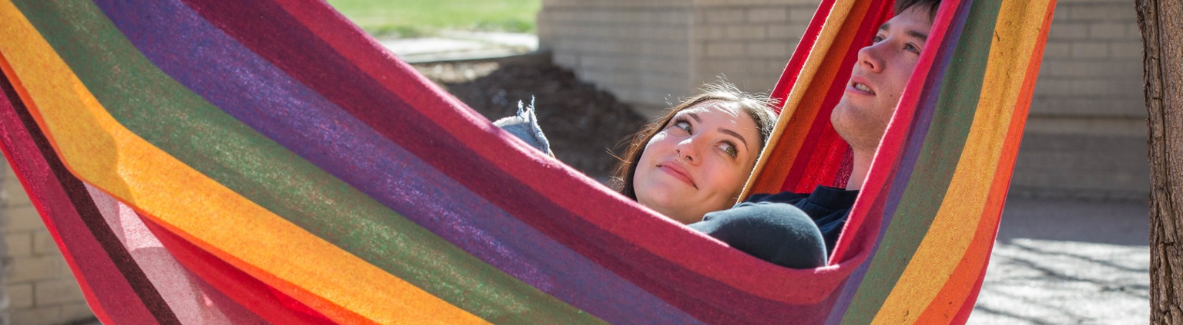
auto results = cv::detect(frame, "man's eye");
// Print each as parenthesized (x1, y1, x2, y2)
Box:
(905, 43, 921, 53)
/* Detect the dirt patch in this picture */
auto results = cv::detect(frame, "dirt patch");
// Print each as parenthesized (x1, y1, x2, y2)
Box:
(413, 58, 650, 178)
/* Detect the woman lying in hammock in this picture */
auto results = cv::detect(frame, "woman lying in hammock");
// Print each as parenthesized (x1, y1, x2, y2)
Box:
(608, 82, 846, 269)
(499, 82, 834, 269)
(500, 0, 938, 269)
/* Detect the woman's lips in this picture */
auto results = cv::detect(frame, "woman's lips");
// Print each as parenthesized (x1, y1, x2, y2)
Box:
(658, 163, 697, 188)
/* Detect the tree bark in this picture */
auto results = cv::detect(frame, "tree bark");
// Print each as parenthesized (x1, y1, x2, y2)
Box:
(1137, 0, 1183, 323)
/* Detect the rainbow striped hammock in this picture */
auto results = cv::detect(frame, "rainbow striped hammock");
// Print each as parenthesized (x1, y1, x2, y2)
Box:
(0, 0, 1054, 323)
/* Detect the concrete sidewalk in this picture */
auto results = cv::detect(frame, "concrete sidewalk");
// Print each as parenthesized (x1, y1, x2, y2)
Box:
(968, 196, 1149, 324)
(379, 31, 538, 63)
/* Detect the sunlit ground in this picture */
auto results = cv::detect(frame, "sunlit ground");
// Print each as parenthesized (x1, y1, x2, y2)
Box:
(968, 196, 1149, 324)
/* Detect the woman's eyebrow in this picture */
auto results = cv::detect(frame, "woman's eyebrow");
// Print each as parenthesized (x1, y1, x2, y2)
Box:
(718, 128, 750, 150)
(687, 112, 703, 123)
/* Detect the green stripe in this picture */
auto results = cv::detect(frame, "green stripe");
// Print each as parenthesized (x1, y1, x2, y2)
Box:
(841, 0, 1002, 323)
(13, 1, 604, 323)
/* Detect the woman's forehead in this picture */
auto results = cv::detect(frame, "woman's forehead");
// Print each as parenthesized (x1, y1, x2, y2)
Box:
(680, 100, 743, 118)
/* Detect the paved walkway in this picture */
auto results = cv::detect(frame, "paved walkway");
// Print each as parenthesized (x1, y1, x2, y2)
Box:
(968, 196, 1149, 324)
(379, 31, 538, 63)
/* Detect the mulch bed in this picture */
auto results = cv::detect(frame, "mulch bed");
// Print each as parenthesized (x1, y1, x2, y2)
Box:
(412, 58, 650, 178)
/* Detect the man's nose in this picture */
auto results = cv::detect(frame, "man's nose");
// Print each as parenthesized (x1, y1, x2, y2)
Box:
(857, 43, 885, 73)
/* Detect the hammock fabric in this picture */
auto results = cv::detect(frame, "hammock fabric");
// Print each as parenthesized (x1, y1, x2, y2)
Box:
(0, 0, 1053, 323)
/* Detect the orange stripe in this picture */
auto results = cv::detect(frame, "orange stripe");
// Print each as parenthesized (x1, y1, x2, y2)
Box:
(871, 0, 1054, 323)
(0, 2, 488, 323)
(913, 1, 1056, 322)
(744, 0, 872, 197)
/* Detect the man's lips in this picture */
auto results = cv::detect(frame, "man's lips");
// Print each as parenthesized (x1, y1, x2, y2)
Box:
(847, 75, 875, 95)
(657, 162, 697, 189)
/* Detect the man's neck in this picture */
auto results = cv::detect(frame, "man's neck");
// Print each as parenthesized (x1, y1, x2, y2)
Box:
(845, 150, 874, 191)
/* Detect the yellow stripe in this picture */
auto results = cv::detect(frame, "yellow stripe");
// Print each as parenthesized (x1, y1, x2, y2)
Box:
(741, 0, 859, 199)
(871, 1, 1051, 323)
(0, 2, 488, 324)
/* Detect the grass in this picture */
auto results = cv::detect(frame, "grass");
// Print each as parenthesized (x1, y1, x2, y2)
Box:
(326, 0, 542, 38)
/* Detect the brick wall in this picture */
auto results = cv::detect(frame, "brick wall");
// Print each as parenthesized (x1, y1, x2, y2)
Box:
(1, 160, 95, 325)
(1014, 0, 1148, 199)
(539, 0, 1150, 199)
(538, 0, 819, 116)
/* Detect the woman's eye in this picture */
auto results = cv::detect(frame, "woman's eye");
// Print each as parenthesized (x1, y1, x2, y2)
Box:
(674, 120, 692, 133)
(719, 143, 738, 158)
(871, 35, 885, 44)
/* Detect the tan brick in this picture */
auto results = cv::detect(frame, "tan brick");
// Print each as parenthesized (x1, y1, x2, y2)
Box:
(7, 255, 65, 283)
(699, 25, 727, 39)
(1033, 78, 1073, 96)
(5, 231, 33, 257)
(1110, 41, 1143, 59)
(35, 278, 85, 305)
(705, 9, 746, 24)
(747, 7, 787, 22)
(768, 24, 806, 39)
(1088, 22, 1130, 39)
(1072, 79, 1142, 96)
(10, 305, 62, 325)
(706, 42, 746, 58)
(748, 42, 791, 58)
(4, 176, 32, 207)
(1041, 60, 1141, 77)
(1071, 42, 1109, 58)
(1071, 4, 1136, 22)
(7, 283, 33, 308)
(1051, 6, 1071, 24)
(60, 302, 96, 321)
(1049, 22, 1089, 40)
(32, 231, 59, 255)
(1042, 42, 1071, 58)
(789, 6, 816, 22)
(724, 25, 766, 40)
(4, 205, 46, 234)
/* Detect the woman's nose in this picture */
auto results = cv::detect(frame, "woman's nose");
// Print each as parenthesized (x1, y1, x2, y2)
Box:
(674, 137, 700, 164)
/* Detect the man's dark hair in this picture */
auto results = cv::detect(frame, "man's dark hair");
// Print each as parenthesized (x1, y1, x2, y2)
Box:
(894, 0, 942, 21)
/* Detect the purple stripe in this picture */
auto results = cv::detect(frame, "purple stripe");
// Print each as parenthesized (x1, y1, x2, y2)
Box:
(830, 0, 974, 321)
(88, 0, 703, 323)
(173, 1, 829, 323)
(879, 0, 971, 242)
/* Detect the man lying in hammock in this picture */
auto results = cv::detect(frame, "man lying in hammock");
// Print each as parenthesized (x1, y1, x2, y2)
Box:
(500, 0, 940, 269)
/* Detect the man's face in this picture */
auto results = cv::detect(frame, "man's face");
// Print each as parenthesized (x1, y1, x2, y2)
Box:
(831, 6, 933, 151)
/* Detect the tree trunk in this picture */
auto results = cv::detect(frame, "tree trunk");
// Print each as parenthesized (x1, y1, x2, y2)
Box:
(1137, 0, 1183, 323)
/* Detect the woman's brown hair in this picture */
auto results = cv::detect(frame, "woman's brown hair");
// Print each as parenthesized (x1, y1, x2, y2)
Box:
(612, 81, 777, 200)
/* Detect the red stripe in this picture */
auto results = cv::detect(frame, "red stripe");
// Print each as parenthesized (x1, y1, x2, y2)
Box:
(0, 65, 171, 325)
(769, 0, 836, 110)
(174, 1, 865, 324)
(140, 214, 336, 325)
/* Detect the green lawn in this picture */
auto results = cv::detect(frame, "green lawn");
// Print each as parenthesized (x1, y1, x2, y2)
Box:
(326, 0, 541, 38)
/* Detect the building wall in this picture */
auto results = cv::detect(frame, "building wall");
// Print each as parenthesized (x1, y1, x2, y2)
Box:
(1, 160, 95, 325)
(1015, 0, 1147, 200)
(538, 0, 1149, 199)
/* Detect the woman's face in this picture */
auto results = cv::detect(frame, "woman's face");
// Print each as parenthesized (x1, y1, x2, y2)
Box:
(634, 100, 762, 224)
